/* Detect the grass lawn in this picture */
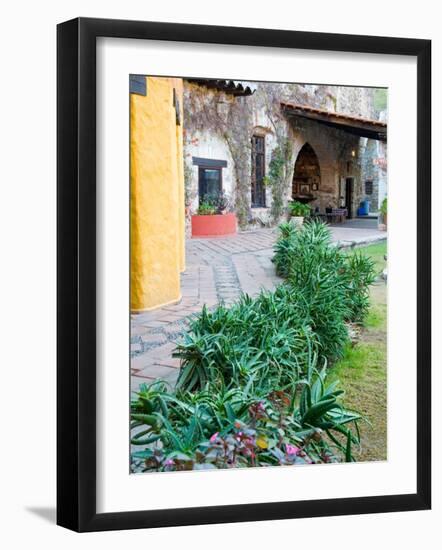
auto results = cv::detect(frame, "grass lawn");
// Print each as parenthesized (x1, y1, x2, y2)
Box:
(330, 241, 387, 462)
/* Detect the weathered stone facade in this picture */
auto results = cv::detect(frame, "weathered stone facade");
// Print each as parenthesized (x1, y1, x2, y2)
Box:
(359, 135, 388, 212)
(183, 80, 387, 231)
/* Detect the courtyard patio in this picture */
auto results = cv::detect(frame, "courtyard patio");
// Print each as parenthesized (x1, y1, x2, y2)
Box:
(131, 219, 386, 392)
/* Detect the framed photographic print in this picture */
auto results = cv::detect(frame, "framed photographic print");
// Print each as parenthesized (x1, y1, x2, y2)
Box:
(57, 17, 431, 532)
(299, 183, 311, 195)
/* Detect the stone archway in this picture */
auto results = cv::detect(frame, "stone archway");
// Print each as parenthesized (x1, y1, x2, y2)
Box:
(292, 142, 321, 202)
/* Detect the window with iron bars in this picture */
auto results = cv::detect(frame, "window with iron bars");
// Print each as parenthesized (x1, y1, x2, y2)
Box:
(251, 135, 266, 208)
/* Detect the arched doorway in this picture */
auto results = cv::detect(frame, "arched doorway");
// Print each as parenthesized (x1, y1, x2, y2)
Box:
(292, 143, 321, 202)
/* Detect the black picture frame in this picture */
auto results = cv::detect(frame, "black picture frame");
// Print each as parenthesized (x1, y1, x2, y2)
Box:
(57, 17, 431, 532)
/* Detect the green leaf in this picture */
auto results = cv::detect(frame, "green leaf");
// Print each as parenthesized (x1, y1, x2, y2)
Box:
(131, 413, 158, 426)
(302, 397, 337, 425)
(132, 449, 154, 459)
(131, 434, 161, 446)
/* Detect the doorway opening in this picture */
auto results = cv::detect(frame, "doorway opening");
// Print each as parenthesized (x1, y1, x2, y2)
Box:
(292, 143, 321, 202)
(345, 177, 354, 218)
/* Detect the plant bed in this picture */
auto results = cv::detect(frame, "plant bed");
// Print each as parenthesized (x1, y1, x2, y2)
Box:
(191, 212, 237, 238)
(130, 221, 378, 472)
(191, 192, 237, 238)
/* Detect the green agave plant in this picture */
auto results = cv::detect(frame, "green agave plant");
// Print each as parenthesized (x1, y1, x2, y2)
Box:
(341, 251, 376, 322)
(273, 220, 376, 349)
(173, 287, 318, 393)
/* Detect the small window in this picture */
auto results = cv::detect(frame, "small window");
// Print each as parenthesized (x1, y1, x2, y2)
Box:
(365, 180, 373, 195)
(198, 167, 222, 202)
(193, 158, 227, 204)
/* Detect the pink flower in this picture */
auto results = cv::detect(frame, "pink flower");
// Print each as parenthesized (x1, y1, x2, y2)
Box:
(209, 432, 219, 443)
(164, 459, 174, 466)
(286, 444, 300, 456)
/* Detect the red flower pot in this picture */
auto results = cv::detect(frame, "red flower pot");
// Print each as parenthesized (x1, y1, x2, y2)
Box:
(191, 213, 237, 238)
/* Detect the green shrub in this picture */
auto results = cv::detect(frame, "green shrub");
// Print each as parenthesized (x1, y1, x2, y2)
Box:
(274, 220, 350, 359)
(196, 191, 231, 215)
(197, 201, 216, 215)
(342, 251, 376, 322)
(274, 220, 376, 334)
(273, 219, 331, 277)
(272, 221, 298, 278)
(131, 357, 361, 472)
(288, 200, 311, 217)
(173, 286, 318, 393)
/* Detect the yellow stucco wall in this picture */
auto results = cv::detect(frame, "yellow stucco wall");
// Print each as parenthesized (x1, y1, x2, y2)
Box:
(130, 76, 185, 312)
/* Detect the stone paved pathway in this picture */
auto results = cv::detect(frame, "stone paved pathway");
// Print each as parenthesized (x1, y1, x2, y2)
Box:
(131, 222, 386, 392)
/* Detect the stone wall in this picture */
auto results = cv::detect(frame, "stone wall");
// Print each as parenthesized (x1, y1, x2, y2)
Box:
(183, 80, 386, 229)
(359, 138, 379, 212)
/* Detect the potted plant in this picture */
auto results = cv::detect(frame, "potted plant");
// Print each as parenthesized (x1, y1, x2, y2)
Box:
(378, 197, 387, 231)
(191, 192, 237, 238)
(288, 200, 311, 226)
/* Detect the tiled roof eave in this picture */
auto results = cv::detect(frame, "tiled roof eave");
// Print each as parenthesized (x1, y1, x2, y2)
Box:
(281, 102, 387, 141)
(281, 101, 387, 128)
(186, 78, 256, 96)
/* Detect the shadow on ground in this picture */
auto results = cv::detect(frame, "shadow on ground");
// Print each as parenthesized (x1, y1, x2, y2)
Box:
(26, 506, 56, 524)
